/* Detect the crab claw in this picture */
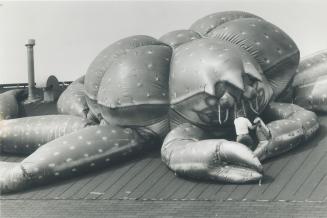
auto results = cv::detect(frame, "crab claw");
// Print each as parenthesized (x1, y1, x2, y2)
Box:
(162, 124, 263, 183)
(207, 140, 263, 183)
(208, 166, 262, 183)
(218, 140, 263, 173)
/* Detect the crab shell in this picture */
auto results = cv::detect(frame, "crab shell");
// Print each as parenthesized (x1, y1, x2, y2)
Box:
(83, 35, 172, 136)
(83, 11, 299, 135)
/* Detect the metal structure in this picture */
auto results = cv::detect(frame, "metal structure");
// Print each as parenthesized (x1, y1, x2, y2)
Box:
(25, 39, 37, 102)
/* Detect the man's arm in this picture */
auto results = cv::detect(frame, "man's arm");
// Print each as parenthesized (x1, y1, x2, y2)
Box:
(248, 119, 256, 130)
(254, 117, 271, 136)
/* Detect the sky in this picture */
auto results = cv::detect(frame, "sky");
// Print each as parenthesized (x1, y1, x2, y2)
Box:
(1, 0, 327, 84)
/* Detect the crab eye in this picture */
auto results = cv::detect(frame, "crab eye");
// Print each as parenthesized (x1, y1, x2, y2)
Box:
(215, 82, 226, 99)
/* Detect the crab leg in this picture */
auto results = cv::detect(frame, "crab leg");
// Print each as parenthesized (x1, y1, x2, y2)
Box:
(0, 115, 93, 155)
(0, 90, 26, 120)
(161, 123, 263, 183)
(57, 77, 89, 119)
(254, 102, 319, 161)
(0, 125, 157, 193)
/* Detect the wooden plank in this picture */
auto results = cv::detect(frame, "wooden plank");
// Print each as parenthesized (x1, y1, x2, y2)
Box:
(103, 157, 157, 199)
(113, 158, 167, 199)
(58, 175, 94, 199)
(70, 158, 144, 199)
(44, 179, 76, 199)
(71, 167, 120, 199)
(197, 183, 223, 200)
(140, 169, 175, 199)
(277, 143, 327, 200)
(245, 156, 291, 200)
(84, 161, 137, 199)
(30, 185, 59, 200)
(228, 161, 274, 201)
(110, 158, 163, 200)
(65, 159, 152, 199)
(157, 173, 197, 200)
(119, 161, 168, 200)
(262, 147, 312, 201)
(99, 157, 154, 199)
(293, 153, 327, 201)
(307, 173, 327, 201)
(184, 182, 209, 200)
(16, 181, 58, 200)
(213, 184, 238, 201)
(155, 175, 186, 200)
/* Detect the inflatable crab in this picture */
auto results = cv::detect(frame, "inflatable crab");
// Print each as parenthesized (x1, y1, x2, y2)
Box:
(0, 11, 325, 193)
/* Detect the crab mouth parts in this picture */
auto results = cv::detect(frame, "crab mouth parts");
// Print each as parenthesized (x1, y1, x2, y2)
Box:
(217, 103, 230, 124)
(248, 97, 260, 115)
(197, 96, 261, 125)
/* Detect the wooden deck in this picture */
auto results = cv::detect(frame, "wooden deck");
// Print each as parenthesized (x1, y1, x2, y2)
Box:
(1, 95, 327, 202)
(1, 111, 327, 202)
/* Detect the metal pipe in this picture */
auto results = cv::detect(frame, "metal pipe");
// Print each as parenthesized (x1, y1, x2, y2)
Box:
(25, 39, 36, 101)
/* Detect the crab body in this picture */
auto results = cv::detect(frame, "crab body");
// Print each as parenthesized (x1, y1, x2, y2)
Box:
(0, 11, 322, 193)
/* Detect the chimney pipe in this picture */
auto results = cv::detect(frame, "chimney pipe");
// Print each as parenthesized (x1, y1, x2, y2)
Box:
(25, 39, 36, 101)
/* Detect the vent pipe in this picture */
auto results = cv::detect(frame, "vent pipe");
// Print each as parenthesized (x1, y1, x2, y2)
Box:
(25, 39, 36, 101)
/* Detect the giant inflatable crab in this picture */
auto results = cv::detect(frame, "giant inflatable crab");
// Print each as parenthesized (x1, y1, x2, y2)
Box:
(0, 11, 326, 193)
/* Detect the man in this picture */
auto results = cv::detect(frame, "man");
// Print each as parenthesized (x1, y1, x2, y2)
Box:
(253, 117, 271, 160)
(234, 115, 256, 150)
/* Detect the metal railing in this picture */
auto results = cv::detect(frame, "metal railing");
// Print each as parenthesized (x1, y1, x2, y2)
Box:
(0, 81, 72, 89)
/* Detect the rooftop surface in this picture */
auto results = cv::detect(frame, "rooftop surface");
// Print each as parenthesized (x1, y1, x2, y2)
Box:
(1, 95, 327, 217)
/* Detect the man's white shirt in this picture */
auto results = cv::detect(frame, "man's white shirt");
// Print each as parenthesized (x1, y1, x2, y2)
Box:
(234, 117, 253, 135)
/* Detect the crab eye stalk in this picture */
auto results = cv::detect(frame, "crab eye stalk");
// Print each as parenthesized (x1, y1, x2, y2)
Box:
(217, 92, 235, 124)
(218, 92, 232, 108)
